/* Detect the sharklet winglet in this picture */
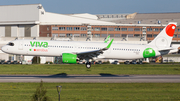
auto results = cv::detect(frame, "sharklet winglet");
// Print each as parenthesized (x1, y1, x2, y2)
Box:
(106, 39, 114, 49)
(104, 35, 110, 43)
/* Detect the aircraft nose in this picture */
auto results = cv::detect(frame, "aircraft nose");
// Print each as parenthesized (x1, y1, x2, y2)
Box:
(1, 46, 8, 53)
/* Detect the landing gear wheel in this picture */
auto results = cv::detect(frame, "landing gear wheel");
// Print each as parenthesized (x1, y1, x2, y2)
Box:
(86, 62, 91, 69)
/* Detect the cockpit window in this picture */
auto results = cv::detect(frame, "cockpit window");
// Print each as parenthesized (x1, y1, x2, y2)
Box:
(7, 42, 14, 46)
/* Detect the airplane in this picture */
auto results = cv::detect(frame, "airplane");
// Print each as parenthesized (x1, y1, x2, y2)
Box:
(1, 22, 178, 68)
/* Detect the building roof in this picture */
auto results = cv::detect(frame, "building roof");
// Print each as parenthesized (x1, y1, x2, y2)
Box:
(98, 12, 180, 26)
(70, 13, 98, 20)
(1, 4, 179, 27)
(134, 13, 180, 19)
(40, 12, 116, 25)
(0, 4, 116, 26)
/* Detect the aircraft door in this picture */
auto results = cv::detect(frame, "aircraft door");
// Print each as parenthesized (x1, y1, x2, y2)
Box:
(18, 40, 24, 50)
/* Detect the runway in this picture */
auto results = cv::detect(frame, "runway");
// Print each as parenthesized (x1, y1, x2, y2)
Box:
(0, 74, 180, 83)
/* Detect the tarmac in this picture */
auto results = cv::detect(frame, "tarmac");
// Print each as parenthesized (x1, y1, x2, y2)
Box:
(0, 74, 180, 83)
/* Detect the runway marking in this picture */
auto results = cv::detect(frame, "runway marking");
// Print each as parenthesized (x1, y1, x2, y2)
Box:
(0, 75, 180, 83)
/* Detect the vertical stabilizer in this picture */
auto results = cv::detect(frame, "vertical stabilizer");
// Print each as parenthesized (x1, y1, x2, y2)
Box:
(148, 22, 177, 49)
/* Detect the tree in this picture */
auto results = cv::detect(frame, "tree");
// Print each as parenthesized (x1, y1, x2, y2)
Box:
(31, 80, 51, 101)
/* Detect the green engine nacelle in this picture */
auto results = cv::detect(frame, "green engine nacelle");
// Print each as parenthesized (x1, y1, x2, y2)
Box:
(62, 53, 77, 64)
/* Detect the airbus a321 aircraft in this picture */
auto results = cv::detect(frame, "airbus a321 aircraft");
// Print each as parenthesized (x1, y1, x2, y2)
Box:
(1, 22, 178, 68)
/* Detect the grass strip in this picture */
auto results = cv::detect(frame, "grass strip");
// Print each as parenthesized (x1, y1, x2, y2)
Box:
(0, 83, 179, 101)
(0, 64, 180, 75)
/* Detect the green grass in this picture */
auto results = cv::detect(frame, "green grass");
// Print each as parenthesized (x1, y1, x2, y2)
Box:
(0, 83, 179, 101)
(0, 64, 180, 75)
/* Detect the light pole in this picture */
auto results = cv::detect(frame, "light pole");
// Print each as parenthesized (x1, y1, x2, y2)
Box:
(56, 86, 62, 101)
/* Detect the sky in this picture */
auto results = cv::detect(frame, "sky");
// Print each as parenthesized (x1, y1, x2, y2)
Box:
(1, 0, 180, 14)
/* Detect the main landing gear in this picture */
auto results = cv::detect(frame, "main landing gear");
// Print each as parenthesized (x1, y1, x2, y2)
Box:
(86, 62, 91, 69)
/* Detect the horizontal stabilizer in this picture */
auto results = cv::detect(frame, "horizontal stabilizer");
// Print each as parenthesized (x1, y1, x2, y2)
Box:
(158, 48, 176, 51)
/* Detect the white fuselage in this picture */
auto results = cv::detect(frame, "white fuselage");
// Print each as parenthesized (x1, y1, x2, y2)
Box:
(1, 40, 162, 60)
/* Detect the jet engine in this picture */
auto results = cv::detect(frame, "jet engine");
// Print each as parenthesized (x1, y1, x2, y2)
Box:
(62, 53, 77, 64)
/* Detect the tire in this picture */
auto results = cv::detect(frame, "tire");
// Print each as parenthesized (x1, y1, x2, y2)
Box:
(86, 62, 91, 69)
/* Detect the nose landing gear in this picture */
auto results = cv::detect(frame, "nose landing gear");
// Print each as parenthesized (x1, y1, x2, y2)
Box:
(86, 62, 91, 69)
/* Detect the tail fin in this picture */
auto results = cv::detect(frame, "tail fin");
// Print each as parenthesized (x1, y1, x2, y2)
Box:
(148, 22, 177, 48)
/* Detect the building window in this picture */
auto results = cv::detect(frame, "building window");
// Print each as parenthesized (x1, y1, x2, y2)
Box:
(153, 34, 158, 37)
(59, 34, 66, 37)
(178, 29, 180, 32)
(59, 27, 65, 30)
(74, 27, 80, 31)
(108, 34, 114, 37)
(108, 28, 114, 31)
(81, 34, 86, 37)
(122, 34, 127, 37)
(52, 34, 58, 37)
(81, 27, 87, 31)
(134, 34, 140, 37)
(147, 28, 152, 31)
(101, 28, 107, 31)
(115, 34, 120, 37)
(115, 28, 120, 31)
(74, 34, 80, 37)
(160, 28, 163, 31)
(47, 27, 49, 31)
(66, 33, 72, 37)
(128, 28, 133, 31)
(147, 34, 152, 37)
(173, 34, 177, 38)
(94, 27, 100, 31)
(67, 27, 72, 31)
(94, 34, 100, 37)
(101, 34, 107, 37)
(121, 28, 127, 31)
(178, 35, 180, 38)
(52, 27, 58, 30)
(153, 28, 158, 31)
(128, 34, 133, 37)
(134, 28, 141, 31)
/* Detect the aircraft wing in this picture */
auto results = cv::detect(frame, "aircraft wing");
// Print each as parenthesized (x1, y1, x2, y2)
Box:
(75, 39, 114, 59)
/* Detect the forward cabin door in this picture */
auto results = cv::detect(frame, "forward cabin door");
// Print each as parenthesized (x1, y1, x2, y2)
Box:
(18, 40, 24, 50)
